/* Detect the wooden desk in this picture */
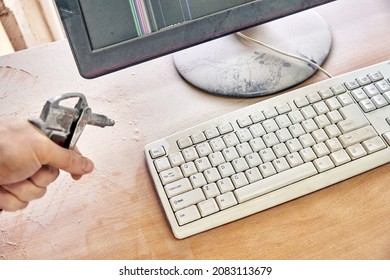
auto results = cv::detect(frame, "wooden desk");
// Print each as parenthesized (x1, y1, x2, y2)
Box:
(0, 0, 389, 259)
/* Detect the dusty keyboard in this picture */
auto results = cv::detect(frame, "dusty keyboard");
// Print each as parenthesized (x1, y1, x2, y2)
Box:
(145, 60, 390, 239)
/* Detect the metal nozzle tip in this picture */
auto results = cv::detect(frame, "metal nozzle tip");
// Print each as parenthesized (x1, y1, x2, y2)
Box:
(107, 119, 115, 126)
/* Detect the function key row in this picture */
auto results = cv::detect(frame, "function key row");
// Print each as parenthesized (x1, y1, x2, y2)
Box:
(344, 71, 385, 90)
(177, 123, 234, 149)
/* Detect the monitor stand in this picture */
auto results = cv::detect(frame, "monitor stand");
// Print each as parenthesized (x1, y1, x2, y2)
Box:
(173, 10, 332, 98)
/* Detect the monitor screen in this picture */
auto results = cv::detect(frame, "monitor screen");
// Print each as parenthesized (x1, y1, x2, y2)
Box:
(55, 0, 334, 79)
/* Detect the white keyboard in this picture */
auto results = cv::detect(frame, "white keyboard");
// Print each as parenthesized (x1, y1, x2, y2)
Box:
(145, 60, 390, 239)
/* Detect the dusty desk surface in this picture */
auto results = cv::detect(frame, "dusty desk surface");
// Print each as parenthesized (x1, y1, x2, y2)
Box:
(0, 0, 389, 259)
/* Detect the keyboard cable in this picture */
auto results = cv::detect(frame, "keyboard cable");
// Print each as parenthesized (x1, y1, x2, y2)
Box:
(236, 31, 334, 79)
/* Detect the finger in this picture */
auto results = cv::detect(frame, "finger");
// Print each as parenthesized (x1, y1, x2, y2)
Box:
(2, 180, 47, 202)
(36, 140, 94, 176)
(69, 147, 87, 180)
(0, 186, 29, 211)
(71, 174, 83, 180)
(29, 165, 60, 187)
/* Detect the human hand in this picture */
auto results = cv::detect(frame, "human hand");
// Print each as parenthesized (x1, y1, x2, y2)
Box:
(0, 118, 94, 211)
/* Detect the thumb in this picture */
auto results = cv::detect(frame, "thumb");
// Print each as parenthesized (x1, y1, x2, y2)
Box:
(40, 142, 94, 175)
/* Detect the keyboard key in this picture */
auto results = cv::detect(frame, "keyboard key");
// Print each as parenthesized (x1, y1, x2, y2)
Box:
(359, 99, 376, 113)
(263, 133, 279, 147)
(301, 106, 317, 119)
(368, 71, 383, 82)
(273, 143, 290, 157)
(182, 147, 199, 161)
(194, 157, 212, 172)
(205, 127, 220, 139)
(313, 142, 330, 157)
(338, 104, 370, 133)
(175, 205, 201, 225)
(223, 133, 240, 147)
(346, 144, 367, 160)
(245, 168, 263, 183)
(325, 138, 343, 153)
(327, 110, 343, 124)
(191, 132, 206, 144)
(302, 119, 318, 133)
(375, 80, 390, 93)
(363, 84, 380, 98)
(351, 88, 368, 102)
(263, 107, 278, 118)
(237, 116, 253, 128)
(273, 157, 290, 173)
(198, 199, 219, 217)
(203, 183, 220, 198)
(236, 128, 253, 142)
(276, 103, 291, 114)
(231, 172, 249, 188)
(325, 97, 342, 111)
(249, 138, 266, 152)
(189, 173, 207, 188)
(331, 84, 346, 95)
(236, 142, 252, 157)
(232, 158, 249, 172)
(169, 152, 185, 167)
(160, 167, 183, 185)
(307, 92, 322, 103)
(263, 119, 279, 133)
(209, 152, 226, 167)
(318, 88, 334, 99)
(275, 115, 292, 128)
(250, 112, 265, 123)
(249, 123, 266, 137)
(245, 153, 263, 167)
(288, 110, 305, 124)
(286, 152, 304, 167)
(356, 76, 371, 86)
(337, 93, 354, 106)
(217, 178, 235, 193)
(154, 157, 171, 172)
(299, 147, 317, 162)
(234, 163, 318, 203)
(170, 188, 205, 211)
(294, 96, 309, 108)
(258, 162, 276, 177)
(344, 80, 360, 90)
(222, 147, 239, 161)
(338, 125, 378, 147)
(209, 137, 227, 152)
(382, 132, 390, 145)
(218, 162, 235, 178)
(218, 123, 233, 134)
(177, 137, 192, 149)
(150, 146, 166, 159)
(313, 156, 335, 172)
(371, 94, 388, 108)
(181, 162, 197, 177)
(362, 136, 386, 154)
(330, 149, 351, 166)
(216, 192, 237, 210)
(165, 178, 193, 198)
(204, 167, 222, 183)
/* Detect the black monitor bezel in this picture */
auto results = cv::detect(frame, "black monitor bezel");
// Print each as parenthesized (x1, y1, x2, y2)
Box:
(55, 0, 334, 79)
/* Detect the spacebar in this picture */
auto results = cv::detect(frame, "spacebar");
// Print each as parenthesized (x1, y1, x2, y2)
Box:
(234, 163, 318, 203)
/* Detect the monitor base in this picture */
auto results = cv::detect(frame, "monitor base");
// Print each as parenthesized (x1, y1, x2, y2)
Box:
(173, 10, 332, 98)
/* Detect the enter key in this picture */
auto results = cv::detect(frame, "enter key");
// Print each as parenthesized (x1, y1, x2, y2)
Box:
(338, 104, 370, 133)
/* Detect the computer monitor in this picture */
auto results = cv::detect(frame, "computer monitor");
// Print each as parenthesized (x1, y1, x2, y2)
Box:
(55, 0, 334, 97)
